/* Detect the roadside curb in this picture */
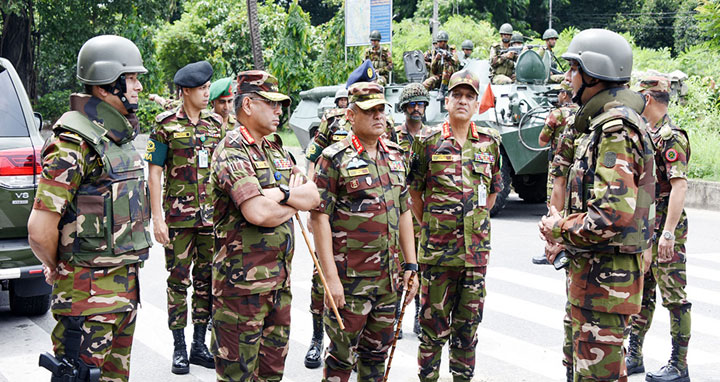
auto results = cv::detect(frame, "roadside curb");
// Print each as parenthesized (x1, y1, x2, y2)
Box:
(686, 179, 720, 211)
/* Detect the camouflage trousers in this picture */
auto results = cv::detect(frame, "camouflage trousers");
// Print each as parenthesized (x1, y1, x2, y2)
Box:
(323, 292, 398, 382)
(491, 75, 513, 85)
(571, 305, 629, 382)
(418, 265, 487, 382)
(563, 269, 573, 369)
(165, 227, 213, 329)
(211, 288, 292, 382)
(51, 310, 137, 382)
(310, 265, 324, 316)
(422, 67, 455, 90)
(629, 241, 691, 368)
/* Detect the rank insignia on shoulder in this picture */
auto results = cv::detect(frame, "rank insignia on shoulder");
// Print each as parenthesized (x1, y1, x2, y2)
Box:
(348, 168, 370, 176)
(347, 157, 368, 169)
(665, 148, 678, 162)
(389, 160, 405, 172)
(474, 152, 494, 163)
(431, 154, 454, 162)
(173, 131, 192, 139)
(253, 160, 270, 169)
(273, 158, 293, 170)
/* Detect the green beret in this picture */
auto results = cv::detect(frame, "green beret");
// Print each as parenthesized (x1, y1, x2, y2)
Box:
(209, 77, 234, 101)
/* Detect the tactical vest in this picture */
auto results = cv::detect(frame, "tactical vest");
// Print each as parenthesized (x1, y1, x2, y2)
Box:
(56, 111, 152, 267)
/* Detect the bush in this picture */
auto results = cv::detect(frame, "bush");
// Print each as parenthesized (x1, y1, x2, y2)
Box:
(33, 90, 72, 127)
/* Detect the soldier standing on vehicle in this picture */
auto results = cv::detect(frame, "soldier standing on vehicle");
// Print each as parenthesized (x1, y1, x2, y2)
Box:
(209, 77, 236, 130)
(459, 40, 474, 69)
(364, 30, 393, 86)
(490, 23, 516, 84)
(538, 28, 564, 83)
(310, 82, 418, 382)
(423, 31, 459, 94)
(626, 75, 692, 382)
(425, 35, 438, 72)
(539, 29, 655, 382)
(210, 70, 319, 381)
(145, 60, 221, 374)
(27, 35, 152, 382)
(410, 70, 503, 382)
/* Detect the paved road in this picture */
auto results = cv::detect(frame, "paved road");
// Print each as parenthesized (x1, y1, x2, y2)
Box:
(2, 196, 719, 382)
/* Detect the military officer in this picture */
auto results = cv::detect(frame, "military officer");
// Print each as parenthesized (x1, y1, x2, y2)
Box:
(210, 70, 319, 381)
(364, 30, 393, 86)
(310, 82, 418, 382)
(410, 70, 503, 382)
(145, 60, 221, 374)
(540, 29, 655, 382)
(490, 23, 516, 84)
(423, 30, 459, 93)
(28, 35, 152, 382)
(209, 77, 236, 130)
(626, 75, 692, 382)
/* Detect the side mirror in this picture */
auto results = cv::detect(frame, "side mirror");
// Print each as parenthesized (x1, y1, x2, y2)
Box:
(33, 112, 43, 131)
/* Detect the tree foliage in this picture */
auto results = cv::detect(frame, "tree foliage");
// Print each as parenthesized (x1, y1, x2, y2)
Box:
(697, 0, 720, 47)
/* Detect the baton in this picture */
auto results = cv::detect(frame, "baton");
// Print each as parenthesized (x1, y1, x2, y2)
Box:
(383, 273, 416, 381)
(294, 213, 345, 330)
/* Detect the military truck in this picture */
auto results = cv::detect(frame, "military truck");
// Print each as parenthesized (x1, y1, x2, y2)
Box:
(289, 50, 559, 215)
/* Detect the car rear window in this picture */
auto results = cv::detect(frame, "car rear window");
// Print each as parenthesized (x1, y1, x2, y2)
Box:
(0, 68, 29, 137)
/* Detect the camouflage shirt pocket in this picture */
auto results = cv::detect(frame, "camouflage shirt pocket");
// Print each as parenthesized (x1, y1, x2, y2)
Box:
(345, 232, 386, 278)
(239, 226, 287, 281)
(342, 176, 382, 212)
(75, 194, 109, 252)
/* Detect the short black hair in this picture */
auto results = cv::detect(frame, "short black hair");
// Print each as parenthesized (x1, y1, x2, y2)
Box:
(647, 90, 670, 106)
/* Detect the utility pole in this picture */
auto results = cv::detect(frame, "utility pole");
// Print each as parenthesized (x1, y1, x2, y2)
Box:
(247, 0, 264, 70)
(548, 0, 553, 29)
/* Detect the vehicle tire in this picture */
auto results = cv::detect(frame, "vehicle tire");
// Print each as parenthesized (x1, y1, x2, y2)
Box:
(490, 152, 512, 217)
(9, 285, 51, 316)
(514, 173, 547, 203)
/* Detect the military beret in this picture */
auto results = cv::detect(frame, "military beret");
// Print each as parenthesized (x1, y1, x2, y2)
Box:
(346, 60, 377, 89)
(236, 70, 291, 107)
(448, 69, 480, 95)
(348, 82, 389, 110)
(633, 74, 670, 93)
(174, 61, 213, 88)
(209, 77, 234, 101)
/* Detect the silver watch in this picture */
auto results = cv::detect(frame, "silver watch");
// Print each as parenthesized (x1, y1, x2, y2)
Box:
(662, 230, 675, 241)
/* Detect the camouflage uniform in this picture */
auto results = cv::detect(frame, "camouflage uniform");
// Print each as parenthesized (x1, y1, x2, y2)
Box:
(145, 106, 224, 330)
(211, 115, 298, 381)
(409, 119, 503, 381)
(364, 45, 393, 86)
(314, 130, 409, 382)
(540, 104, 579, 204)
(423, 47, 459, 90)
(489, 42, 515, 84)
(550, 88, 655, 382)
(629, 113, 692, 368)
(34, 94, 151, 381)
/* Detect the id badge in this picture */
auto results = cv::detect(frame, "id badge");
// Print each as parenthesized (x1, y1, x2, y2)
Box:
(478, 184, 487, 207)
(198, 149, 209, 168)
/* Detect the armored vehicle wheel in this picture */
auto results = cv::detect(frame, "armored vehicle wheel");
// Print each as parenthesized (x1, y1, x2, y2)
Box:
(513, 173, 547, 203)
(490, 152, 512, 217)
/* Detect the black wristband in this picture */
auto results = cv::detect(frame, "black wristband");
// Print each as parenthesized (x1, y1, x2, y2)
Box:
(403, 263, 419, 272)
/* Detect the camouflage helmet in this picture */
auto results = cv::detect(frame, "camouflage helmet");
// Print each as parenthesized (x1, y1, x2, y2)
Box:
(370, 30, 381, 41)
(334, 87, 349, 102)
(399, 83, 430, 109)
(461, 40, 474, 50)
(499, 23, 513, 35)
(561, 28, 632, 82)
(510, 32, 524, 44)
(543, 28, 559, 40)
(436, 30, 449, 42)
(77, 35, 147, 85)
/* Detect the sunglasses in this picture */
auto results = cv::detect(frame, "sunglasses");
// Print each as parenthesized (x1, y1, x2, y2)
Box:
(407, 101, 427, 108)
(249, 97, 282, 109)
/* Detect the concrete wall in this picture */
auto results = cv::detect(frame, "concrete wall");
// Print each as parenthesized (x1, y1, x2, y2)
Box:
(686, 179, 720, 211)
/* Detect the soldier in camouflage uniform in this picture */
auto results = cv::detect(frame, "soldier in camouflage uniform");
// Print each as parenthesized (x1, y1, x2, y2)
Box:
(423, 31, 459, 93)
(145, 60, 221, 374)
(459, 40, 474, 69)
(210, 77, 236, 130)
(540, 29, 656, 382)
(210, 70, 320, 381)
(409, 70, 503, 382)
(310, 82, 418, 382)
(424, 35, 438, 72)
(626, 75, 692, 382)
(538, 28, 565, 83)
(364, 30, 393, 86)
(489, 23, 516, 85)
(28, 35, 152, 382)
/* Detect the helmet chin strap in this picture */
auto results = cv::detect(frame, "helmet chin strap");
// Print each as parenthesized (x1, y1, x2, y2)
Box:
(101, 74, 138, 112)
(572, 70, 600, 106)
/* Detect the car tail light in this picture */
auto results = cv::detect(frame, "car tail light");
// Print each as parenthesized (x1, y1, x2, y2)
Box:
(0, 147, 41, 189)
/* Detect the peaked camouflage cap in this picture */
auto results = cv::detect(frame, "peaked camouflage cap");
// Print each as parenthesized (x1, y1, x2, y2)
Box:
(633, 74, 670, 93)
(448, 69, 480, 95)
(209, 77, 234, 101)
(236, 70, 291, 107)
(348, 82, 390, 110)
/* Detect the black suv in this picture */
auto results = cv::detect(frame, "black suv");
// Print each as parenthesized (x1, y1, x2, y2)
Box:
(0, 57, 51, 315)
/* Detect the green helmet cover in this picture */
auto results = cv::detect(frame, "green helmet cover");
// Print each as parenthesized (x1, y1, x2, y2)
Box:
(436, 30, 449, 42)
(77, 35, 147, 85)
(461, 40, 474, 50)
(399, 83, 429, 109)
(543, 28, 559, 40)
(499, 23, 513, 35)
(370, 30, 381, 41)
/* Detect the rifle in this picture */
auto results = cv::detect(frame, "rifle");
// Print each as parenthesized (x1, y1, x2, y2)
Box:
(39, 352, 101, 382)
(500, 44, 542, 56)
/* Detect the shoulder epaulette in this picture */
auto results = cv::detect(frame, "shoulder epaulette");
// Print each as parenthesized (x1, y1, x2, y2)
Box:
(322, 138, 351, 159)
(384, 138, 402, 151)
(477, 125, 502, 143)
(208, 111, 223, 126)
(601, 119, 625, 133)
(155, 109, 176, 124)
(416, 124, 442, 142)
(270, 132, 284, 146)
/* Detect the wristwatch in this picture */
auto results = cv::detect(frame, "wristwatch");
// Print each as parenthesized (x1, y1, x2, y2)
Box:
(279, 184, 290, 205)
(662, 230, 675, 241)
(403, 263, 419, 272)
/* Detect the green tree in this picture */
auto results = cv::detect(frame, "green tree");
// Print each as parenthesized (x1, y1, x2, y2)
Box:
(697, 0, 720, 47)
(312, 6, 364, 86)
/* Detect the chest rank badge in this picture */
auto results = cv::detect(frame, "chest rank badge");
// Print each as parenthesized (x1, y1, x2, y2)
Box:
(665, 148, 679, 162)
(389, 160, 405, 172)
(475, 152, 494, 163)
(273, 158, 293, 170)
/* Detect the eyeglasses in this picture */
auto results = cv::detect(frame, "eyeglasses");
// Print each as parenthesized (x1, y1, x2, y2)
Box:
(249, 97, 282, 109)
(407, 102, 427, 108)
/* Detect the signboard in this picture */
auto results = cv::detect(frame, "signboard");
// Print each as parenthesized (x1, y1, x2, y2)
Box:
(345, 0, 392, 47)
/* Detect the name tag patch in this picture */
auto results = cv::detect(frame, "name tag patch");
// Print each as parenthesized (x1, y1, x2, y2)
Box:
(253, 160, 270, 169)
(431, 154, 454, 162)
(173, 132, 192, 138)
(348, 168, 370, 176)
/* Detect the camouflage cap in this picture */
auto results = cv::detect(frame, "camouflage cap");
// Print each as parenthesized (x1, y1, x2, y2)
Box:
(209, 77, 234, 101)
(447, 69, 480, 95)
(633, 74, 670, 93)
(236, 70, 291, 107)
(348, 82, 390, 110)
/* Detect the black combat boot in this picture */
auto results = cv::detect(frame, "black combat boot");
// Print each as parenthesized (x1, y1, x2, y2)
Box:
(171, 329, 190, 374)
(625, 333, 645, 375)
(645, 340, 690, 382)
(189, 324, 215, 369)
(413, 294, 421, 336)
(566, 365, 573, 382)
(304, 314, 324, 369)
(532, 253, 550, 265)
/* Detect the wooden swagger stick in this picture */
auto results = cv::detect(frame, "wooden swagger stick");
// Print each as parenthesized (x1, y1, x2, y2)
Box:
(383, 274, 416, 381)
(294, 213, 345, 330)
